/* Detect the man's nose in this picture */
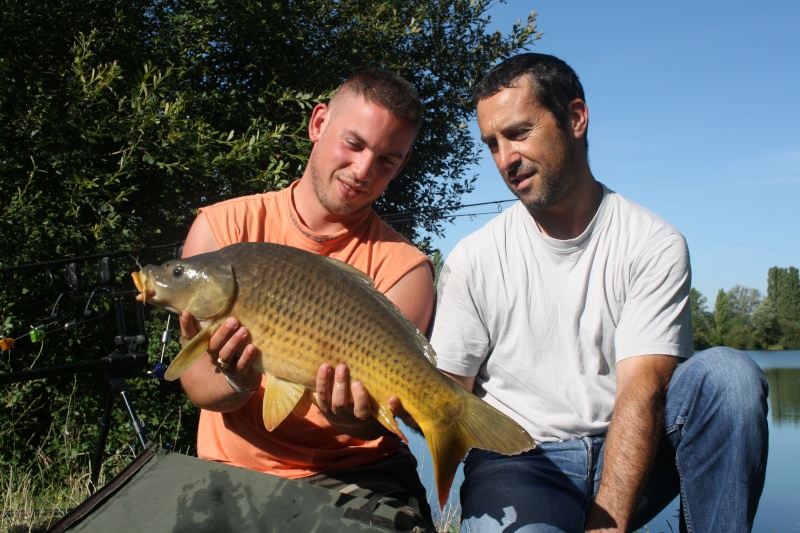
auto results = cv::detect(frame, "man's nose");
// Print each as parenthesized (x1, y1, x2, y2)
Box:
(494, 140, 520, 175)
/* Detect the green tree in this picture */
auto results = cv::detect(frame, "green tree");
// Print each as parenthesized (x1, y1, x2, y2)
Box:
(778, 318, 800, 349)
(768, 266, 800, 322)
(766, 266, 800, 348)
(752, 298, 780, 347)
(0, 0, 540, 497)
(690, 288, 712, 349)
(726, 285, 761, 326)
(721, 285, 761, 349)
(710, 288, 731, 346)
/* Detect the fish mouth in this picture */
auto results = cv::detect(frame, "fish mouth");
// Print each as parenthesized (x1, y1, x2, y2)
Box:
(131, 271, 149, 303)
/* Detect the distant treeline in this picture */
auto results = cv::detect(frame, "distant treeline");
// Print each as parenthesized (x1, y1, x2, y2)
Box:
(691, 266, 800, 350)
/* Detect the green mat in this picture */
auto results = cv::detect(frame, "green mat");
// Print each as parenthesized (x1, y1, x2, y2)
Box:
(49, 446, 430, 532)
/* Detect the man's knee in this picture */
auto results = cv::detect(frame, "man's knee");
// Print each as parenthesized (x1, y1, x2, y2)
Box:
(680, 347, 768, 417)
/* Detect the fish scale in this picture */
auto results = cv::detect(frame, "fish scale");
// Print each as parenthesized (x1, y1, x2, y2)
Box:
(132, 241, 536, 508)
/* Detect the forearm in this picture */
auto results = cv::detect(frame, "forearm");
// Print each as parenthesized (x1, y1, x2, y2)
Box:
(586, 384, 664, 531)
(180, 358, 262, 412)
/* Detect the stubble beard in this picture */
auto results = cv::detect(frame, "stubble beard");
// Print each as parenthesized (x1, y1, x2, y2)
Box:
(308, 157, 360, 218)
(511, 139, 580, 214)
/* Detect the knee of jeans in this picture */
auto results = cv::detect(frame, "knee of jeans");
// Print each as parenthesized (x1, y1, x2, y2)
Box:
(690, 347, 768, 415)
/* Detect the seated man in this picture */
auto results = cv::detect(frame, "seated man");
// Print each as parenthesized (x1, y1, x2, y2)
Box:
(176, 68, 436, 530)
(430, 53, 769, 532)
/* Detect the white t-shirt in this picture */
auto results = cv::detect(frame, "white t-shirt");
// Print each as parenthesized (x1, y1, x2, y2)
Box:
(431, 185, 693, 442)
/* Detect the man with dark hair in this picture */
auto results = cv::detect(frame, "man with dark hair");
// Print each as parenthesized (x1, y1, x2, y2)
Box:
(173, 68, 435, 529)
(431, 53, 768, 532)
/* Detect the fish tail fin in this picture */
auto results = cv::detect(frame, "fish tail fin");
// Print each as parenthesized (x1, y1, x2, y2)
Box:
(425, 392, 537, 508)
(164, 322, 222, 381)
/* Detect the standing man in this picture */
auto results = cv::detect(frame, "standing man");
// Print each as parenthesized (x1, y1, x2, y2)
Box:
(176, 69, 435, 528)
(430, 53, 768, 532)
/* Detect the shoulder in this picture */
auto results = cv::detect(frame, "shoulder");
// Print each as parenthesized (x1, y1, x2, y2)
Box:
(601, 188, 688, 261)
(364, 211, 431, 264)
(605, 188, 683, 240)
(345, 211, 432, 293)
(198, 189, 289, 247)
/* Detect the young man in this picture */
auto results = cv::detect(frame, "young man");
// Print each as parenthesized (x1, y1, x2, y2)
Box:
(176, 69, 435, 528)
(430, 53, 768, 532)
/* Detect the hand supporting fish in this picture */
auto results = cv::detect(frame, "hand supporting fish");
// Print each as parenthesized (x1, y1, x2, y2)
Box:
(175, 309, 407, 440)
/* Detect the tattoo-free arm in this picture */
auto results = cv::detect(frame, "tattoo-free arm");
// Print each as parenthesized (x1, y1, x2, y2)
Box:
(177, 213, 263, 412)
(586, 354, 678, 532)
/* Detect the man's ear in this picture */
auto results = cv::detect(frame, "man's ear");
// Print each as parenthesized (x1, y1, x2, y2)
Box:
(308, 103, 330, 142)
(569, 98, 589, 140)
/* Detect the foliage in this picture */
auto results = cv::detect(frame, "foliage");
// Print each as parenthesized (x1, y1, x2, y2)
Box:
(768, 266, 800, 322)
(778, 318, 800, 350)
(689, 288, 712, 350)
(752, 298, 780, 346)
(0, 0, 539, 509)
(691, 269, 800, 351)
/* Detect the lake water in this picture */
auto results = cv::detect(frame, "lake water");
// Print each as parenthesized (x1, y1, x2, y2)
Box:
(408, 350, 800, 531)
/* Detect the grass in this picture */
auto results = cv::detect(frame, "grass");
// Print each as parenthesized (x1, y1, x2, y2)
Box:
(1, 463, 88, 532)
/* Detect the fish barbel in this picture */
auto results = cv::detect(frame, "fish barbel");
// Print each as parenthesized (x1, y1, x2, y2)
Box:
(131, 242, 535, 506)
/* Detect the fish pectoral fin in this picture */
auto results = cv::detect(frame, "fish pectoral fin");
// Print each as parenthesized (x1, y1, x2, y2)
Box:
(375, 404, 409, 444)
(291, 389, 314, 418)
(262, 373, 308, 431)
(164, 322, 222, 381)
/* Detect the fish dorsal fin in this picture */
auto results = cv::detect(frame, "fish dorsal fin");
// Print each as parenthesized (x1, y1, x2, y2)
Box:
(164, 322, 223, 381)
(321, 256, 374, 286)
(262, 373, 309, 431)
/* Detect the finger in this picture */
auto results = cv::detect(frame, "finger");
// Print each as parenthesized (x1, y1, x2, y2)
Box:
(179, 311, 200, 340)
(315, 363, 334, 412)
(209, 318, 243, 368)
(388, 396, 418, 429)
(331, 364, 351, 412)
(234, 343, 259, 373)
(387, 396, 404, 415)
(351, 382, 371, 420)
(226, 344, 263, 391)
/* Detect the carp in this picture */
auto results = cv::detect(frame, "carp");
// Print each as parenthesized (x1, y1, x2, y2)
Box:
(131, 242, 535, 506)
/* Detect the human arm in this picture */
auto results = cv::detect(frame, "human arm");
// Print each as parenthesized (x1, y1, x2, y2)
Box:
(175, 213, 264, 412)
(441, 370, 475, 393)
(585, 354, 678, 532)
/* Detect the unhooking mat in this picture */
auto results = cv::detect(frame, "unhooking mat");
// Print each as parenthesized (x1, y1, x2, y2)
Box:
(48, 445, 431, 533)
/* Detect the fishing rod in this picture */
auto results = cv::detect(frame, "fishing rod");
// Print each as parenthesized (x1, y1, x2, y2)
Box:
(0, 243, 184, 491)
(0, 242, 183, 274)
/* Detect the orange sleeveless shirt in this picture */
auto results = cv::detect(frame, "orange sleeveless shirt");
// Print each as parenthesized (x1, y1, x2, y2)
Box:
(194, 180, 432, 478)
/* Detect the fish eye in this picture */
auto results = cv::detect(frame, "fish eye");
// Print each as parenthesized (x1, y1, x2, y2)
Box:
(172, 265, 185, 277)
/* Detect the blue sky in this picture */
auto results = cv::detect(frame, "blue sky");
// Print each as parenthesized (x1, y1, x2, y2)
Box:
(425, 0, 800, 306)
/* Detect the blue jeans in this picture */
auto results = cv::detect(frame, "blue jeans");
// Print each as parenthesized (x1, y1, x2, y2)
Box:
(459, 348, 769, 532)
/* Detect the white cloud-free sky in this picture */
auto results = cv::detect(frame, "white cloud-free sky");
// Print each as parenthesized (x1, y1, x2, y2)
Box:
(426, 0, 800, 305)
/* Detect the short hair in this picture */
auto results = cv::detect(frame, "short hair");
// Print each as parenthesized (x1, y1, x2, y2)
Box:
(474, 53, 588, 149)
(332, 68, 423, 131)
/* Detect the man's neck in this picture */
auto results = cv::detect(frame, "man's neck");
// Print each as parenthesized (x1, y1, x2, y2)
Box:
(292, 178, 367, 235)
(530, 177, 603, 240)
